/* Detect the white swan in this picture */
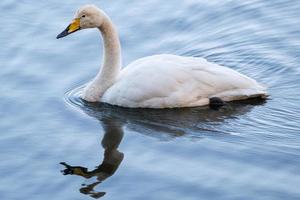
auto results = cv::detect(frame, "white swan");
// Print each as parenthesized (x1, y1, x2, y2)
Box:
(57, 5, 267, 108)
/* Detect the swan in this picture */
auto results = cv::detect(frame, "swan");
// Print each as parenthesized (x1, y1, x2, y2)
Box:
(57, 4, 267, 108)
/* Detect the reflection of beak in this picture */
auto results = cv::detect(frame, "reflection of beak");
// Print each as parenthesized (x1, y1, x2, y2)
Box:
(56, 18, 81, 39)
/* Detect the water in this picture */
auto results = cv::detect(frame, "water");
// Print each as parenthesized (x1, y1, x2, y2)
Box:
(1, 0, 300, 199)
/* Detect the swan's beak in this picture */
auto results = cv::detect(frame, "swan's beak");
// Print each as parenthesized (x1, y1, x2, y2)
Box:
(56, 18, 81, 39)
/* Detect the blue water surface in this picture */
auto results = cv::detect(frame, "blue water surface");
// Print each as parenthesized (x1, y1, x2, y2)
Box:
(0, 0, 300, 199)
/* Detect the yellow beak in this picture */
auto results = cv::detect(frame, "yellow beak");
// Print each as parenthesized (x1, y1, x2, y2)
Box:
(57, 18, 81, 39)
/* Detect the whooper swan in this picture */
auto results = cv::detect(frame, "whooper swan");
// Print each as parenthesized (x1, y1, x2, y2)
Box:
(57, 5, 267, 108)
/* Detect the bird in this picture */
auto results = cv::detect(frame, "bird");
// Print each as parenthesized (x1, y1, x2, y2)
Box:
(57, 4, 267, 109)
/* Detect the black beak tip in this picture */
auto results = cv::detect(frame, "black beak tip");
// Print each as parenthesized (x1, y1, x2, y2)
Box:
(56, 29, 69, 39)
(56, 32, 65, 39)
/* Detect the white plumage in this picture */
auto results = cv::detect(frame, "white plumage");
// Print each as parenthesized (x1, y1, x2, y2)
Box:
(102, 54, 266, 108)
(57, 5, 267, 108)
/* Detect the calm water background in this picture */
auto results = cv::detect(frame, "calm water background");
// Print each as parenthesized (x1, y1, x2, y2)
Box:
(1, 0, 300, 199)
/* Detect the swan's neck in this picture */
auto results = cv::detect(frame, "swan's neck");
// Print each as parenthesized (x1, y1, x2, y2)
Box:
(82, 15, 121, 102)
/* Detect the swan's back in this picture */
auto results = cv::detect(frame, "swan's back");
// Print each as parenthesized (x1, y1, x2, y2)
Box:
(102, 54, 266, 108)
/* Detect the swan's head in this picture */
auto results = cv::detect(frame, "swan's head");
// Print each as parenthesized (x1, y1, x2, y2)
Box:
(57, 5, 105, 39)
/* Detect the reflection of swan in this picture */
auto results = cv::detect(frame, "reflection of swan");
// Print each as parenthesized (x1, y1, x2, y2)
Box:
(60, 118, 124, 199)
(57, 4, 267, 108)
(61, 89, 265, 198)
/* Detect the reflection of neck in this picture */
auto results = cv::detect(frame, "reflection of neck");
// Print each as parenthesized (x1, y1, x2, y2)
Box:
(82, 14, 121, 102)
(99, 118, 124, 176)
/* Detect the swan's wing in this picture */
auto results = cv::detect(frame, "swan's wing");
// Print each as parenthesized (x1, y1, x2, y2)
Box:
(102, 54, 266, 108)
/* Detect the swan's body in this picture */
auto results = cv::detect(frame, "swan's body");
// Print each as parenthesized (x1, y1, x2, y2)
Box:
(57, 5, 267, 108)
(101, 54, 266, 108)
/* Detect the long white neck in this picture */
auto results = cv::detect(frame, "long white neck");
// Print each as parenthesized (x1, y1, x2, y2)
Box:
(82, 14, 121, 102)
